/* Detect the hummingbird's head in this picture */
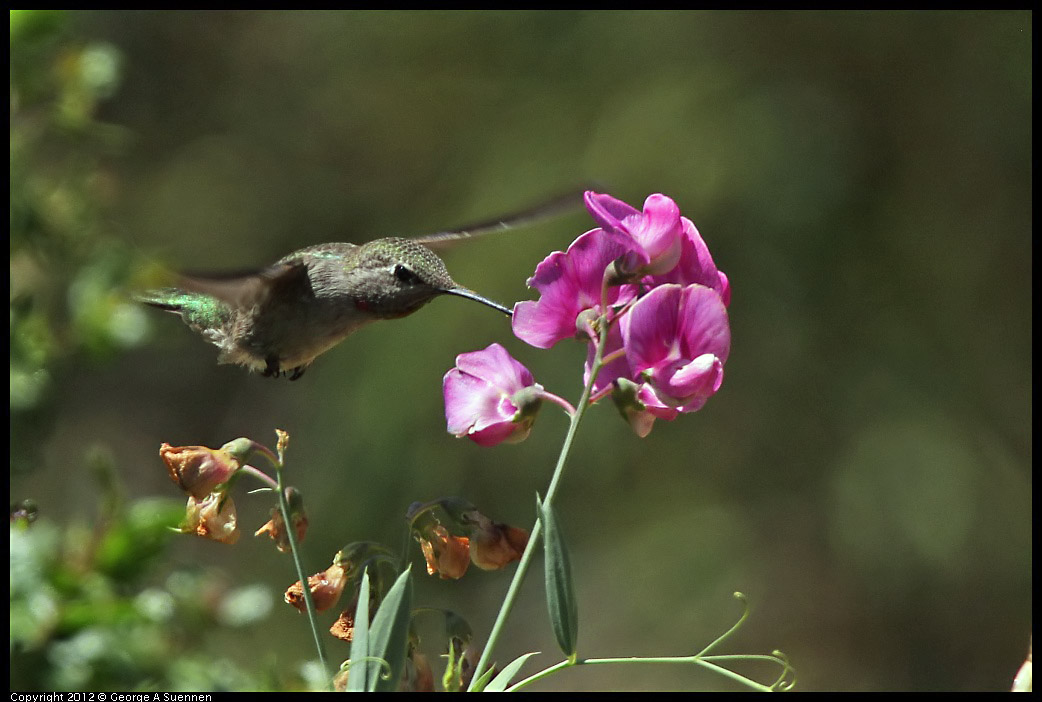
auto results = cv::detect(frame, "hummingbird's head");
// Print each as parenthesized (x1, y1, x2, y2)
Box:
(356, 238, 511, 318)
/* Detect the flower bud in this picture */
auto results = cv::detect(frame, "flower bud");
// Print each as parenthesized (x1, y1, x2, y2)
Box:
(612, 377, 655, 438)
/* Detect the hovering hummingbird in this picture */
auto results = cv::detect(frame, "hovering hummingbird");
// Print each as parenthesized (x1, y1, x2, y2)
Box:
(136, 191, 580, 380)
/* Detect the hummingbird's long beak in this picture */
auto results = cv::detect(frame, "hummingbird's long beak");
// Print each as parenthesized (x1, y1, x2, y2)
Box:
(442, 287, 513, 316)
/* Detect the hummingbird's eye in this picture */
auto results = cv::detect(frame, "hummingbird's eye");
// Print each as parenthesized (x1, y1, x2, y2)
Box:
(394, 263, 421, 285)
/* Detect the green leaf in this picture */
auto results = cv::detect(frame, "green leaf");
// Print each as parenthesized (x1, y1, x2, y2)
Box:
(539, 494, 579, 658)
(470, 663, 498, 692)
(346, 569, 372, 692)
(367, 567, 414, 692)
(483, 652, 541, 692)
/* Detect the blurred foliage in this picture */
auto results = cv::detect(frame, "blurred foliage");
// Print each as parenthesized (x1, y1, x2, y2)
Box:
(10, 10, 153, 474)
(10, 13, 281, 692)
(9, 10, 1031, 692)
(9, 457, 282, 691)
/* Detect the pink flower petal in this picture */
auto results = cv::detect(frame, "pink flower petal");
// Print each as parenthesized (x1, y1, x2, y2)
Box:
(677, 286, 731, 365)
(443, 369, 509, 437)
(717, 271, 731, 307)
(625, 194, 682, 272)
(622, 283, 730, 411)
(455, 343, 533, 393)
(584, 191, 640, 236)
(649, 218, 729, 305)
(637, 383, 681, 419)
(651, 353, 723, 401)
(513, 228, 639, 349)
(622, 284, 684, 375)
(468, 421, 525, 447)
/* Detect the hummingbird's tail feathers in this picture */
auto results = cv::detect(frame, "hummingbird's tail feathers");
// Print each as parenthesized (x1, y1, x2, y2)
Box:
(414, 187, 591, 247)
(134, 288, 235, 331)
(134, 288, 186, 312)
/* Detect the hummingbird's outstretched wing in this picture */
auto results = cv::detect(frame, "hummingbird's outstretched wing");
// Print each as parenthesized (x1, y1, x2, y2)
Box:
(169, 260, 314, 311)
(168, 241, 361, 310)
(412, 187, 591, 247)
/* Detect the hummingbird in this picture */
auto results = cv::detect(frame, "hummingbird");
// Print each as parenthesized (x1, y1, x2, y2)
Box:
(136, 191, 580, 380)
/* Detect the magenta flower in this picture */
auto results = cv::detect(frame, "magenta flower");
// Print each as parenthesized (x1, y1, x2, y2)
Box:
(512, 228, 639, 349)
(443, 343, 543, 446)
(584, 191, 684, 277)
(622, 284, 730, 412)
(648, 217, 730, 307)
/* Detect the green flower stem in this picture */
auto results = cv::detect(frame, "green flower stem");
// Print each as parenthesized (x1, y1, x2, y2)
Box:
(468, 319, 611, 690)
(507, 655, 780, 692)
(272, 459, 331, 688)
(247, 432, 329, 681)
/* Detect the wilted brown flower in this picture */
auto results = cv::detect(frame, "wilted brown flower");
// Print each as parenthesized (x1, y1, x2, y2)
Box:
(469, 513, 528, 571)
(418, 525, 470, 580)
(285, 560, 349, 613)
(179, 493, 239, 544)
(330, 609, 356, 643)
(254, 488, 308, 552)
(160, 443, 243, 499)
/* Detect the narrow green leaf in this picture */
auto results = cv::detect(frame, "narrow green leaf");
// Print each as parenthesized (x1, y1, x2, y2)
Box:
(470, 662, 498, 692)
(538, 494, 578, 658)
(367, 567, 414, 692)
(346, 568, 371, 692)
(483, 652, 541, 692)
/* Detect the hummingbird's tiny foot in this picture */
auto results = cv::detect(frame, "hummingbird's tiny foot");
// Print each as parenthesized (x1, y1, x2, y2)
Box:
(289, 366, 306, 381)
(263, 355, 280, 378)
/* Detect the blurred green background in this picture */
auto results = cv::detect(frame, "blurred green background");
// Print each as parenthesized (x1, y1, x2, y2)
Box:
(10, 10, 1031, 692)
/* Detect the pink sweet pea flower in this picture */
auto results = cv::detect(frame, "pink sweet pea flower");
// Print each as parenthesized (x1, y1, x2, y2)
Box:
(622, 284, 730, 412)
(584, 191, 684, 277)
(444, 343, 543, 446)
(512, 228, 639, 349)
